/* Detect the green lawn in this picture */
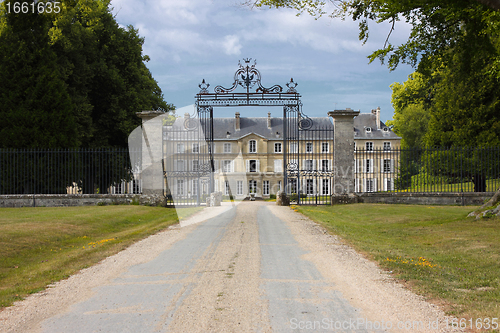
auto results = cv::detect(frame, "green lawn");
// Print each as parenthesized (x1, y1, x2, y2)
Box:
(293, 204, 500, 322)
(0, 205, 200, 309)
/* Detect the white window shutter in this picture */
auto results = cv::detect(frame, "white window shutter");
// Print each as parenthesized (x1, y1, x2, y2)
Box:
(231, 160, 234, 173)
(256, 160, 260, 172)
(391, 159, 394, 173)
(370, 159, 374, 173)
(383, 178, 388, 191)
(246, 160, 250, 172)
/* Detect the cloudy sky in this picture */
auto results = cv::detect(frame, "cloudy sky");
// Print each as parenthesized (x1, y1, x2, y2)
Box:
(111, 0, 414, 122)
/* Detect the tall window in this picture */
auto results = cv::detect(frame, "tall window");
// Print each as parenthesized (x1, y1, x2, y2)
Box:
(249, 160, 257, 172)
(177, 179, 184, 195)
(177, 143, 184, 153)
(223, 160, 232, 173)
(249, 140, 256, 153)
(383, 142, 391, 151)
(263, 180, 269, 195)
(192, 180, 198, 195)
(365, 142, 373, 151)
(237, 181, 243, 195)
(192, 143, 199, 153)
(322, 142, 329, 153)
(306, 142, 313, 153)
(306, 179, 314, 195)
(224, 143, 231, 153)
(192, 160, 199, 171)
(365, 159, 373, 173)
(305, 159, 314, 171)
(274, 142, 282, 153)
(225, 181, 230, 196)
(249, 180, 257, 193)
(322, 179, 329, 195)
(176, 160, 184, 171)
(366, 179, 375, 192)
(321, 160, 329, 171)
(383, 159, 392, 173)
(278, 180, 282, 191)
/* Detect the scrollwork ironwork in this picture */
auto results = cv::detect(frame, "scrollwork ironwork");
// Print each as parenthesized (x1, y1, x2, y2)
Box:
(213, 58, 283, 94)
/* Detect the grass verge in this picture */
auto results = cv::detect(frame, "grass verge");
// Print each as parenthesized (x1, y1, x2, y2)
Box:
(0, 205, 200, 309)
(293, 204, 500, 325)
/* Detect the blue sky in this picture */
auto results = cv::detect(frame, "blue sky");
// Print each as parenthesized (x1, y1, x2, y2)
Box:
(111, 0, 414, 122)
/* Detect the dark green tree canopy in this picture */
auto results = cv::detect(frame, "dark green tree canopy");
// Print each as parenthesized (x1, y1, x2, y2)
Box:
(0, 0, 173, 148)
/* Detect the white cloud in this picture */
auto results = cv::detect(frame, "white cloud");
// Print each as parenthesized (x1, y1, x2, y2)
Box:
(222, 35, 242, 55)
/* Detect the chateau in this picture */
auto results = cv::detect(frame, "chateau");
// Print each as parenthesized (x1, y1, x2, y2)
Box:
(162, 107, 400, 200)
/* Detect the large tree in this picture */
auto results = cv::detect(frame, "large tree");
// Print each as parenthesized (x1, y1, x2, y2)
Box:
(0, 0, 173, 148)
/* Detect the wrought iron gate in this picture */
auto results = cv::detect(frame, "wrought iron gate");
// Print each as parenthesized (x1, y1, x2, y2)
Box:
(283, 106, 335, 205)
(164, 58, 334, 206)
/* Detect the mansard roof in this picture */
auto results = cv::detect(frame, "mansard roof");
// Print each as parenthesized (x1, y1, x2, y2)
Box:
(353, 113, 401, 139)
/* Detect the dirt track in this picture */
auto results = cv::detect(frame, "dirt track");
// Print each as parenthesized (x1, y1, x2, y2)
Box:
(0, 201, 463, 332)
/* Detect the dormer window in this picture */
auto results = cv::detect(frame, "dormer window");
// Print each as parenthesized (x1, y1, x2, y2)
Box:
(383, 127, 389, 132)
(366, 127, 372, 133)
(249, 140, 257, 153)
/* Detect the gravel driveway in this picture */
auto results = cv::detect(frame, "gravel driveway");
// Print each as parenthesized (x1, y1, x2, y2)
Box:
(0, 201, 463, 332)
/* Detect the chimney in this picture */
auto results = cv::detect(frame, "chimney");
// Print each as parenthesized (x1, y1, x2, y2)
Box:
(376, 106, 381, 130)
(267, 112, 272, 129)
(235, 112, 240, 131)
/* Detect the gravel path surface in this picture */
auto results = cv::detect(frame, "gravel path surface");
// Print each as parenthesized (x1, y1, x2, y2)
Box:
(0, 202, 463, 332)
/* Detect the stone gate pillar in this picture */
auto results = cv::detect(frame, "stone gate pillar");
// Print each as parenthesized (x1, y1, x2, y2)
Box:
(135, 111, 165, 196)
(328, 108, 359, 194)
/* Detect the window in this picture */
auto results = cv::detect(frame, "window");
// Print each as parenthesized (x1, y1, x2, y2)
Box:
(278, 180, 282, 191)
(223, 160, 232, 173)
(322, 179, 330, 195)
(274, 142, 282, 153)
(249, 140, 256, 153)
(192, 180, 198, 195)
(263, 180, 269, 195)
(383, 159, 393, 173)
(192, 160, 199, 172)
(192, 143, 199, 153)
(306, 179, 314, 195)
(365, 142, 373, 151)
(274, 159, 282, 172)
(383, 142, 391, 151)
(225, 181, 230, 196)
(176, 160, 184, 171)
(384, 178, 394, 191)
(249, 180, 257, 194)
(177, 143, 184, 153)
(289, 179, 297, 194)
(366, 179, 375, 192)
(304, 159, 314, 171)
(366, 127, 372, 133)
(322, 142, 329, 153)
(224, 143, 231, 153)
(365, 159, 373, 173)
(177, 179, 184, 195)
(321, 160, 329, 171)
(290, 142, 298, 153)
(237, 181, 243, 195)
(248, 160, 257, 172)
(306, 142, 313, 153)
(354, 142, 356, 151)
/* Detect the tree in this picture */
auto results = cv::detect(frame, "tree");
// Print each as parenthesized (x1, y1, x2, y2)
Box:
(0, 0, 174, 193)
(386, 72, 431, 148)
(0, 4, 78, 148)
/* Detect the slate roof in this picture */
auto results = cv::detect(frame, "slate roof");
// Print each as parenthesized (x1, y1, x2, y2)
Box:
(166, 113, 399, 141)
(353, 113, 401, 139)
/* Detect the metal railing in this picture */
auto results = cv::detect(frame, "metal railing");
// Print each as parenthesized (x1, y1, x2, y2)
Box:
(0, 148, 141, 195)
(354, 147, 500, 193)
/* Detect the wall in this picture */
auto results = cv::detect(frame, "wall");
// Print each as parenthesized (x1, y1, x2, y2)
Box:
(356, 192, 493, 206)
(0, 194, 165, 208)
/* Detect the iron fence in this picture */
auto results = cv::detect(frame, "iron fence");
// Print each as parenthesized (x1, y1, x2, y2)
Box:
(0, 148, 141, 195)
(354, 147, 500, 193)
